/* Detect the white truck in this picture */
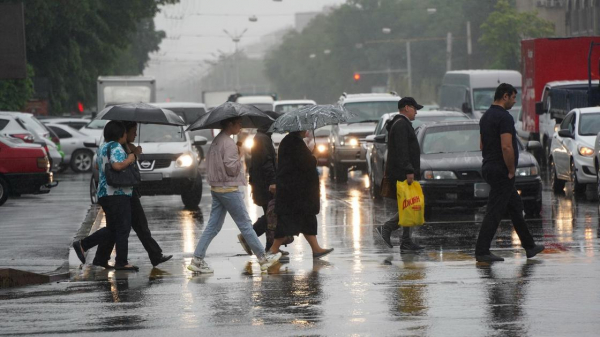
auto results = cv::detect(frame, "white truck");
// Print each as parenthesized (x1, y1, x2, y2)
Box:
(201, 90, 236, 109)
(97, 76, 156, 112)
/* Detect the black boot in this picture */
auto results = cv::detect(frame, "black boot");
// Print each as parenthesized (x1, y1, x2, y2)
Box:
(376, 225, 394, 248)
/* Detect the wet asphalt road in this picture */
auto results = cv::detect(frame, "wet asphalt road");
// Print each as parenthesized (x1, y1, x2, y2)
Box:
(1, 168, 600, 336)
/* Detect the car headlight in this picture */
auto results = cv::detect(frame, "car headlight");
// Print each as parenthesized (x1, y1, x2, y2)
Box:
(244, 137, 254, 150)
(516, 166, 538, 176)
(317, 144, 327, 153)
(423, 170, 457, 180)
(342, 136, 359, 147)
(578, 145, 594, 157)
(176, 153, 194, 167)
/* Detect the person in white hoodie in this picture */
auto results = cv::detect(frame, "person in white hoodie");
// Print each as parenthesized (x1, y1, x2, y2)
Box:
(187, 117, 281, 273)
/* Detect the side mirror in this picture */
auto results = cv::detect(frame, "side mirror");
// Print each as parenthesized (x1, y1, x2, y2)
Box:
(365, 135, 376, 143)
(461, 102, 472, 113)
(193, 135, 208, 146)
(558, 129, 574, 138)
(374, 134, 386, 144)
(526, 140, 542, 150)
(535, 102, 546, 115)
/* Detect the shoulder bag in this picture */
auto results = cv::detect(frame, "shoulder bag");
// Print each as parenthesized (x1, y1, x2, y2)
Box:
(105, 142, 140, 187)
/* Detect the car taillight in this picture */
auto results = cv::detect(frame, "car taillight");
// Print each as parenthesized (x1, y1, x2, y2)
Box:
(10, 133, 34, 143)
(37, 156, 50, 169)
(51, 136, 60, 145)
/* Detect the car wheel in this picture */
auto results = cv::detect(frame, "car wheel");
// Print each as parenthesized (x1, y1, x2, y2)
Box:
(90, 175, 98, 204)
(550, 157, 565, 193)
(570, 160, 586, 196)
(523, 200, 542, 217)
(0, 177, 9, 206)
(182, 177, 203, 209)
(71, 150, 93, 173)
(369, 171, 381, 199)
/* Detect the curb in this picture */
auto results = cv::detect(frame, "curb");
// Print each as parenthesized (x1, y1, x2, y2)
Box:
(67, 204, 103, 269)
(0, 205, 102, 289)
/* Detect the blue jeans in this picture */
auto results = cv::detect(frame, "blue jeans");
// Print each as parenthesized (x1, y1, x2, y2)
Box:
(194, 190, 265, 259)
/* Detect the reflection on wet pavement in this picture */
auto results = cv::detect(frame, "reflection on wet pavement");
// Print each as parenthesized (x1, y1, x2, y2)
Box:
(1, 168, 600, 335)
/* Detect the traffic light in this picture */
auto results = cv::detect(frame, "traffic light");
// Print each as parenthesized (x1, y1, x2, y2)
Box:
(77, 101, 84, 113)
(353, 73, 361, 81)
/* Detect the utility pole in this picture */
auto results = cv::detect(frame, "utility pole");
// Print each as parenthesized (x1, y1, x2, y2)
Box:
(466, 21, 472, 69)
(446, 32, 452, 72)
(223, 28, 247, 91)
(406, 41, 412, 96)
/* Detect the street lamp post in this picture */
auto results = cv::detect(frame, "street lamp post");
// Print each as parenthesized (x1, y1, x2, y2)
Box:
(223, 28, 248, 90)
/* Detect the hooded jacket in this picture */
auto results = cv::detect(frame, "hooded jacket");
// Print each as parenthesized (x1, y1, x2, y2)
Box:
(384, 114, 421, 198)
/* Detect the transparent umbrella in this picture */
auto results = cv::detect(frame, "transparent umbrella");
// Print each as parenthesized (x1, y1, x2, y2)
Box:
(268, 104, 353, 133)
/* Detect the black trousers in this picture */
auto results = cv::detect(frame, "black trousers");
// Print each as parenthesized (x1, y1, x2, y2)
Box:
(475, 164, 536, 256)
(82, 195, 132, 266)
(93, 194, 162, 266)
(253, 204, 272, 251)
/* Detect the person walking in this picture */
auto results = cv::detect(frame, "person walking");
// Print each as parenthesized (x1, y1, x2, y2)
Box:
(72, 121, 138, 271)
(475, 83, 544, 262)
(266, 130, 333, 259)
(92, 121, 173, 269)
(376, 97, 425, 253)
(188, 117, 281, 273)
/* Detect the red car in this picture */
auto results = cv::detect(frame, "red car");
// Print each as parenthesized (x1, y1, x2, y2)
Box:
(0, 135, 55, 206)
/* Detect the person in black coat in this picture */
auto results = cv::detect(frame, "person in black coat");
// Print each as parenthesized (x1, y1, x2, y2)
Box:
(376, 97, 424, 253)
(266, 130, 333, 259)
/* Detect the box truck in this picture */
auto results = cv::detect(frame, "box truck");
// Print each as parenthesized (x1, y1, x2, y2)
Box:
(97, 76, 156, 112)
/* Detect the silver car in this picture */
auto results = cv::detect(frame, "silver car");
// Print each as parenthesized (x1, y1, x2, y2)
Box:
(45, 123, 96, 172)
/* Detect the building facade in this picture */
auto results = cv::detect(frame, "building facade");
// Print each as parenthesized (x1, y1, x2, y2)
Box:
(516, 0, 599, 37)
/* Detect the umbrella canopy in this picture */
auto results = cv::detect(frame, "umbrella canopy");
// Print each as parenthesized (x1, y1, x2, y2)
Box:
(96, 103, 185, 126)
(186, 102, 275, 131)
(268, 104, 353, 133)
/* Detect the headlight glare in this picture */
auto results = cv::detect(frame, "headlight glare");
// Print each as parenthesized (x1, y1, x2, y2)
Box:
(176, 153, 194, 167)
(424, 170, 457, 180)
(343, 136, 359, 147)
(317, 144, 326, 153)
(578, 145, 594, 157)
(244, 137, 254, 150)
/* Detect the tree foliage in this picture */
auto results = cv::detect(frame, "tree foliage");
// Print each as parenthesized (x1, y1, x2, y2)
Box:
(265, 0, 501, 104)
(479, 0, 555, 69)
(0, 66, 34, 111)
(0, 0, 177, 114)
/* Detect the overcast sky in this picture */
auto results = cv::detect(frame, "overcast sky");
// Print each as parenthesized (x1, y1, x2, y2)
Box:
(145, 0, 347, 93)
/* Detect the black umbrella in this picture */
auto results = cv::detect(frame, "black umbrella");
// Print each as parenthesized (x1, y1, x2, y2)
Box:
(186, 102, 274, 131)
(96, 103, 185, 126)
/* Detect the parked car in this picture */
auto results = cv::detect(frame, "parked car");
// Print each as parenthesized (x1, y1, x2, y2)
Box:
(550, 107, 600, 195)
(0, 112, 63, 170)
(90, 123, 207, 208)
(330, 92, 401, 182)
(44, 123, 96, 172)
(79, 119, 109, 143)
(368, 120, 542, 216)
(366, 110, 470, 194)
(0, 134, 56, 206)
(40, 117, 91, 130)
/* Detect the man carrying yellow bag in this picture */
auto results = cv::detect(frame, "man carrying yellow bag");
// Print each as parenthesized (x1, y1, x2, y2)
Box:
(376, 97, 425, 253)
(396, 180, 425, 227)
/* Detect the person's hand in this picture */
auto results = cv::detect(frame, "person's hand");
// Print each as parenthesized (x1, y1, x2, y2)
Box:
(269, 184, 276, 194)
(406, 173, 414, 185)
(508, 172, 515, 179)
(133, 146, 142, 155)
(236, 141, 242, 155)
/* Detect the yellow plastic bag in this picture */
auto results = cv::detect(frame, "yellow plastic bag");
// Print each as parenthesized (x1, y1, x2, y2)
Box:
(396, 180, 425, 227)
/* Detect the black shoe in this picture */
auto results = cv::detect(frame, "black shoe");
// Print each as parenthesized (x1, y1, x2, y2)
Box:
(400, 241, 424, 253)
(313, 248, 334, 259)
(475, 253, 505, 262)
(376, 225, 393, 248)
(152, 254, 173, 267)
(92, 262, 115, 269)
(525, 244, 545, 258)
(72, 241, 86, 264)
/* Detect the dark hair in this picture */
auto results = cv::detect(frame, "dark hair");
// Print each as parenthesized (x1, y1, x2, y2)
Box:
(123, 121, 137, 132)
(220, 117, 241, 129)
(494, 83, 517, 101)
(103, 120, 126, 142)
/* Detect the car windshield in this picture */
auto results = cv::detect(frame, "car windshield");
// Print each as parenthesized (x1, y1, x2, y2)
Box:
(86, 119, 109, 129)
(138, 124, 185, 143)
(344, 101, 399, 123)
(421, 124, 480, 154)
(22, 116, 49, 135)
(578, 113, 600, 136)
(412, 115, 469, 128)
(275, 104, 314, 113)
(473, 88, 522, 111)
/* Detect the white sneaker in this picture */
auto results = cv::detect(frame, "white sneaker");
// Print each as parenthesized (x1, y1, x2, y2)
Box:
(259, 252, 282, 271)
(187, 257, 214, 273)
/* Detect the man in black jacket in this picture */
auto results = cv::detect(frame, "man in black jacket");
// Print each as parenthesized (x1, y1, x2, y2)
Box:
(376, 97, 424, 253)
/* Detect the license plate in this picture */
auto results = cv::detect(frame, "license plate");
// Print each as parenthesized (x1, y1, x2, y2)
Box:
(446, 193, 458, 200)
(474, 183, 491, 198)
(141, 173, 163, 181)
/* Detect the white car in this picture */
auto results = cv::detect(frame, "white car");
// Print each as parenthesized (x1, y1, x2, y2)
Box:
(79, 119, 108, 143)
(549, 107, 600, 195)
(44, 123, 96, 172)
(272, 99, 317, 113)
(40, 117, 91, 130)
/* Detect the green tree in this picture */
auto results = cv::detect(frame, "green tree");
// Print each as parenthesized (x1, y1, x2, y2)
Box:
(479, 0, 554, 69)
(0, 66, 34, 111)
(0, 0, 177, 114)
